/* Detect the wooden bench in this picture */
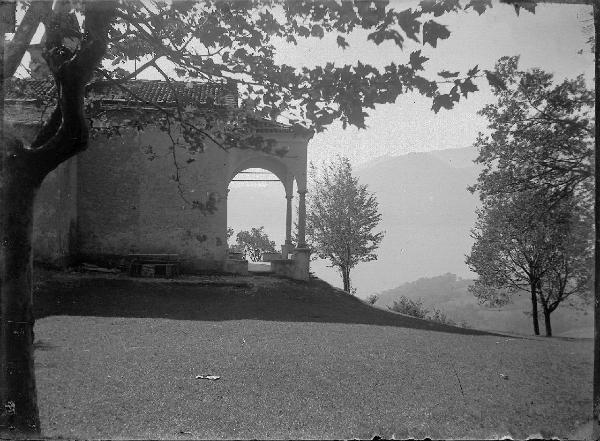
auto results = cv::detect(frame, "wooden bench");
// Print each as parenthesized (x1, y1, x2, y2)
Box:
(127, 254, 181, 278)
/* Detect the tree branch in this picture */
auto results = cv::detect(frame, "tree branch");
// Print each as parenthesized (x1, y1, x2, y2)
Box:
(31, 0, 118, 176)
(2, 1, 52, 80)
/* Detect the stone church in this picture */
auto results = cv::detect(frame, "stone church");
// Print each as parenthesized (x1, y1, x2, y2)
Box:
(6, 48, 312, 279)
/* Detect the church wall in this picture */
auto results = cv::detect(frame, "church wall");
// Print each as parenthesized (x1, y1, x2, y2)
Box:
(136, 127, 229, 270)
(75, 131, 142, 263)
(76, 126, 229, 271)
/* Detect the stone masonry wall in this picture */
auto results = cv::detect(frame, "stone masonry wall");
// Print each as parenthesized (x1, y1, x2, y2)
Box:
(76, 126, 229, 271)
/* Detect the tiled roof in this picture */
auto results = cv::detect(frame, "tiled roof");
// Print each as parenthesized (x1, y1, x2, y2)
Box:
(4, 77, 238, 108)
(4, 78, 57, 100)
(91, 79, 239, 108)
(4, 78, 306, 134)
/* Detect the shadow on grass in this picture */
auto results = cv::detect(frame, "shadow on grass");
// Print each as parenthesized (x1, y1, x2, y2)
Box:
(33, 273, 501, 336)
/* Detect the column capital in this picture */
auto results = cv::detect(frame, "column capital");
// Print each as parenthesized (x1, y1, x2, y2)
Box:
(285, 194, 294, 200)
(297, 189, 307, 195)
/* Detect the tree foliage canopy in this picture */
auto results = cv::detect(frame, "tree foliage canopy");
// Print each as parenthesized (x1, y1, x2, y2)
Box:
(5, 0, 500, 166)
(305, 156, 383, 293)
(468, 191, 588, 301)
(102, 0, 491, 128)
(469, 56, 595, 205)
(466, 189, 592, 336)
(235, 226, 276, 262)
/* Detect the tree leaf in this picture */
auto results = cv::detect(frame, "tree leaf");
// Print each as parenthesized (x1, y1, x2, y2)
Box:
(438, 70, 460, 78)
(467, 65, 480, 77)
(464, 0, 492, 15)
(485, 70, 507, 91)
(297, 25, 310, 37)
(396, 8, 421, 42)
(422, 20, 450, 48)
(409, 50, 428, 71)
(310, 24, 324, 38)
(420, 0, 461, 17)
(431, 93, 456, 113)
(459, 78, 479, 97)
(508, 1, 536, 16)
(336, 35, 349, 49)
(368, 28, 404, 47)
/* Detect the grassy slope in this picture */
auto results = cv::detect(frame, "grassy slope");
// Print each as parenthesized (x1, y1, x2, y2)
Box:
(33, 272, 592, 439)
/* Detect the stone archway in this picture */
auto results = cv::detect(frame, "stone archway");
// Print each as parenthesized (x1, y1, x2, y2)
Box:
(227, 167, 287, 260)
(226, 154, 306, 257)
(219, 124, 311, 279)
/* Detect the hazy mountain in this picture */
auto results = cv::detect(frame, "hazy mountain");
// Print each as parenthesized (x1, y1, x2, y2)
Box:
(229, 146, 482, 294)
(311, 146, 482, 294)
(374, 273, 593, 338)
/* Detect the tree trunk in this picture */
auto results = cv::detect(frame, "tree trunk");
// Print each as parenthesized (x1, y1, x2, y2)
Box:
(543, 308, 552, 337)
(341, 267, 350, 293)
(0, 3, 115, 436)
(593, 1, 600, 437)
(0, 141, 43, 435)
(530, 281, 540, 336)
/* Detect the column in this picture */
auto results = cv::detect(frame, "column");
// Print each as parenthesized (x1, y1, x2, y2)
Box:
(297, 190, 307, 248)
(285, 194, 293, 245)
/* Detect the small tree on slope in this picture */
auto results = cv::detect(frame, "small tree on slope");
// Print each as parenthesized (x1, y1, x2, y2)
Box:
(305, 157, 384, 293)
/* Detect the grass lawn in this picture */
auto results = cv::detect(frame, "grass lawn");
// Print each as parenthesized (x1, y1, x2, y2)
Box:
(33, 272, 592, 439)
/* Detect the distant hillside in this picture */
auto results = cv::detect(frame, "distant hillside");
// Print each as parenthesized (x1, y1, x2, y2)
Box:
(375, 273, 593, 338)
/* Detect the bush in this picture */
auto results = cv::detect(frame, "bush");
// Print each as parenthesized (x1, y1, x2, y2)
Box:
(387, 296, 429, 319)
(429, 307, 456, 326)
(388, 296, 458, 325)
(366, 294, 379, 305)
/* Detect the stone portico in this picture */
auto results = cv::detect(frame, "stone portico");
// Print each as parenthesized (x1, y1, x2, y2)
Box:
(223, 121, 312, 279)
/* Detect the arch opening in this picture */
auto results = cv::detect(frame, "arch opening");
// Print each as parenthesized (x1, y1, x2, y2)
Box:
(227, 168, 296, 271)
